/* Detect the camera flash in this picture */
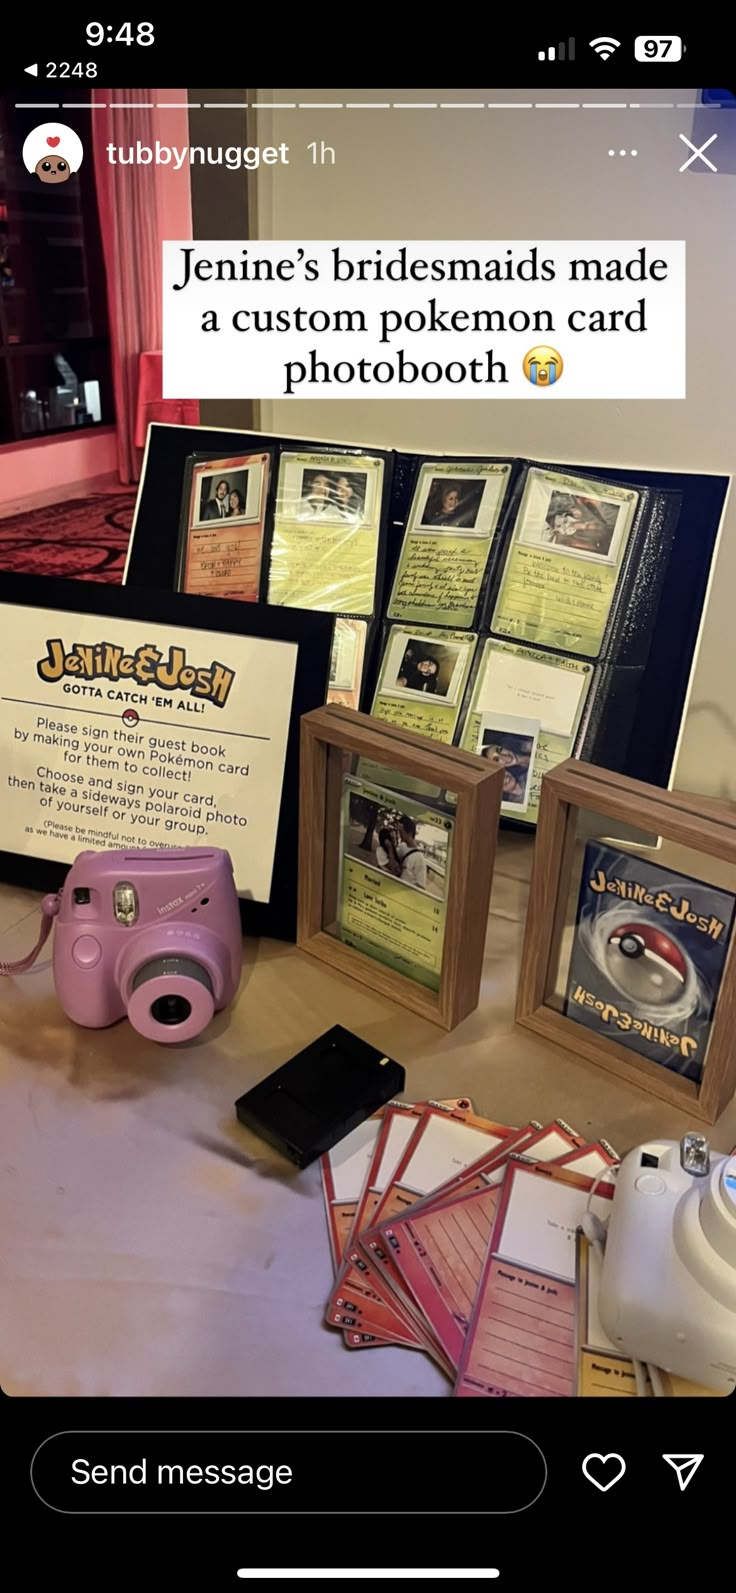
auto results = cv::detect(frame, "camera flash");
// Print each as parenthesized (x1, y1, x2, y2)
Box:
(680, 1132, 710, 1177)
(113, 882, 139, 926)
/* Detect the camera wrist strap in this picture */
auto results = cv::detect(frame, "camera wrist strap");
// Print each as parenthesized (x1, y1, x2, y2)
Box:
(0, 892, 61, 976)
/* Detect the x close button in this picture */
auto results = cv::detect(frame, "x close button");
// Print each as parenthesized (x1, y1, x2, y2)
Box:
(679, 133, 718, 171)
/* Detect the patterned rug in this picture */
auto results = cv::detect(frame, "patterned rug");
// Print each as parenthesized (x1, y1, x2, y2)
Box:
(0, 490, 136, 583)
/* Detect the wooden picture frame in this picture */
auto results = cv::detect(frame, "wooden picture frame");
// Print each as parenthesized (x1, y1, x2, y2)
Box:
(516, 759, 736, 1123)
(297, 705, 504, 1030)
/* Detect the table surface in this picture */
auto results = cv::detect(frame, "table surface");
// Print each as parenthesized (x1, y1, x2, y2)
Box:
(2, 832, 734, 1398)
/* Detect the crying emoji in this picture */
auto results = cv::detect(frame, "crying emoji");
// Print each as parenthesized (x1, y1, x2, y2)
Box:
(523, 346, 563, 387)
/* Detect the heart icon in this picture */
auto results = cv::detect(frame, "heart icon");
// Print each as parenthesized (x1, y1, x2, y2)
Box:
(582, 1453, 626, 1492)
(47, 136, 60, 148)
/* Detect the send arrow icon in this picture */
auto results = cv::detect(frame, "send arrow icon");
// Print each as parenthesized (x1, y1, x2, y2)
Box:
(663, 1454, 704, 1491)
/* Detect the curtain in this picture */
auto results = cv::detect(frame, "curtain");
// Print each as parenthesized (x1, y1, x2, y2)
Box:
(92, 90, 164, 485)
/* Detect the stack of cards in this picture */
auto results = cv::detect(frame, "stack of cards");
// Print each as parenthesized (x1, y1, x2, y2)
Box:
(321, 1096, 724, 1397)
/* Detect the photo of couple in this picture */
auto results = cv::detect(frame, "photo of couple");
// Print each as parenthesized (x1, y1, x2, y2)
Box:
(198, 468, 250, 524)
(417, 474, 487, 532)
(480, 725, 536, 809)
(296, 466, 368, 523)
(345, 791, 448, 900)
(522, 486, 624, 562)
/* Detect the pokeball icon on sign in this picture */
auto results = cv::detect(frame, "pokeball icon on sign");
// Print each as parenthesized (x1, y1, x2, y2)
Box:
(122, 709, 139, 727)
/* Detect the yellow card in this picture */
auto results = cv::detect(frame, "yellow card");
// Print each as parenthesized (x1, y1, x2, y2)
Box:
(267, 452, 384, 614)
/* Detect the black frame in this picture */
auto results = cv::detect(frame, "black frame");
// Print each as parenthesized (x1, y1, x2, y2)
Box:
(123, 424, 729, 806)
(0, 571, 333, 942)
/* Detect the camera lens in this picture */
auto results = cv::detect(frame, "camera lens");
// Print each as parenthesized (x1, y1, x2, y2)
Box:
(73, 888, 91, 905)
(150, 993, 192, 1026)
(129, 956, 214, 1042)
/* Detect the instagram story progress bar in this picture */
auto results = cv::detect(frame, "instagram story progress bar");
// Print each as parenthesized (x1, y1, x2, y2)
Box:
(538, 37, 575, 60)
(236, 1575, 501, 1583)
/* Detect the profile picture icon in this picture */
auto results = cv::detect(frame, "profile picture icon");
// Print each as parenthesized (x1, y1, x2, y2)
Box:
(22, 122, 83, 184)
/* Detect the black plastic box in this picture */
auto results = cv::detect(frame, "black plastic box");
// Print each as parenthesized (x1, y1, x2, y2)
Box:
(235, 1025, 405, 1169)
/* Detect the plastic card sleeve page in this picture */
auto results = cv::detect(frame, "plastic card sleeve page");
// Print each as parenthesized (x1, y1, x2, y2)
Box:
(336, 774, 454, 992)
(378, 1125, 601, 1370)
(178, 450, 271, 601)
(460, 637, 593, 826)
(0, 603, 297, 903)
(388, 461, 511, 628)
(455, 1161, 614, 1398)
(266, 452, 384, 614)
(491, 467, 639, 659)
(370, 624, 478, 744)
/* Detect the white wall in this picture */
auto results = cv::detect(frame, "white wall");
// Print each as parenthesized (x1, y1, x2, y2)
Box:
(255, 88, 736, 799)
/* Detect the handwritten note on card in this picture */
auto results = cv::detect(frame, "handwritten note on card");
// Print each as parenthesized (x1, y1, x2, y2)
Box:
(391, 535, 490, 627)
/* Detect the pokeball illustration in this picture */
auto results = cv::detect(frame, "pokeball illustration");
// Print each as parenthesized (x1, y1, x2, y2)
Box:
(602, 921, 688, 1007)
(122, 709, 139, 726)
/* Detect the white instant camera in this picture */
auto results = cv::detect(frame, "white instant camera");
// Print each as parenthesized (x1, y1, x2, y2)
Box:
(598, 1133, 736, 1392)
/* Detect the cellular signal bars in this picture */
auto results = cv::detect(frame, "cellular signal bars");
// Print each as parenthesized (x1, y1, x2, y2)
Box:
(538, 38, 575, 61)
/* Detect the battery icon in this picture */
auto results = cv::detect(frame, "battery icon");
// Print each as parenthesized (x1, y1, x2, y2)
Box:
(635, 35, 684, 61)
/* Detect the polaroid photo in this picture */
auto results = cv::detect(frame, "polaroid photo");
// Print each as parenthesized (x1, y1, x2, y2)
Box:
(477, 711, 540, 815)
(179, 451, 270, 601)
(409, 461, 510, 539)
(342, 784, 450, 903)
(515, 469, 639, 566)
(190, 454, 267, 529)
(275, 453, 380, 528)
(379, 627, 471, 707)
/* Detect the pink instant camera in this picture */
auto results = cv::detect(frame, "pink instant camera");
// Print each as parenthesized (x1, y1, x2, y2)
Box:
(51, 848, 242, 1043)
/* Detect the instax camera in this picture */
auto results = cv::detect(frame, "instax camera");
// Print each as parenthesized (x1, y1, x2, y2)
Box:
(52, 848, 242, 1044)
(599, 1134, 736, 1392)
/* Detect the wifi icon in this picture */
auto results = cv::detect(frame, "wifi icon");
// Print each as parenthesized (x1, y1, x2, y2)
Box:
(590, 36, 621, 59)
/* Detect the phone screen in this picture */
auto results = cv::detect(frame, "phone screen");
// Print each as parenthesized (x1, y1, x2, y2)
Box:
(1, 28, 733, 1587)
